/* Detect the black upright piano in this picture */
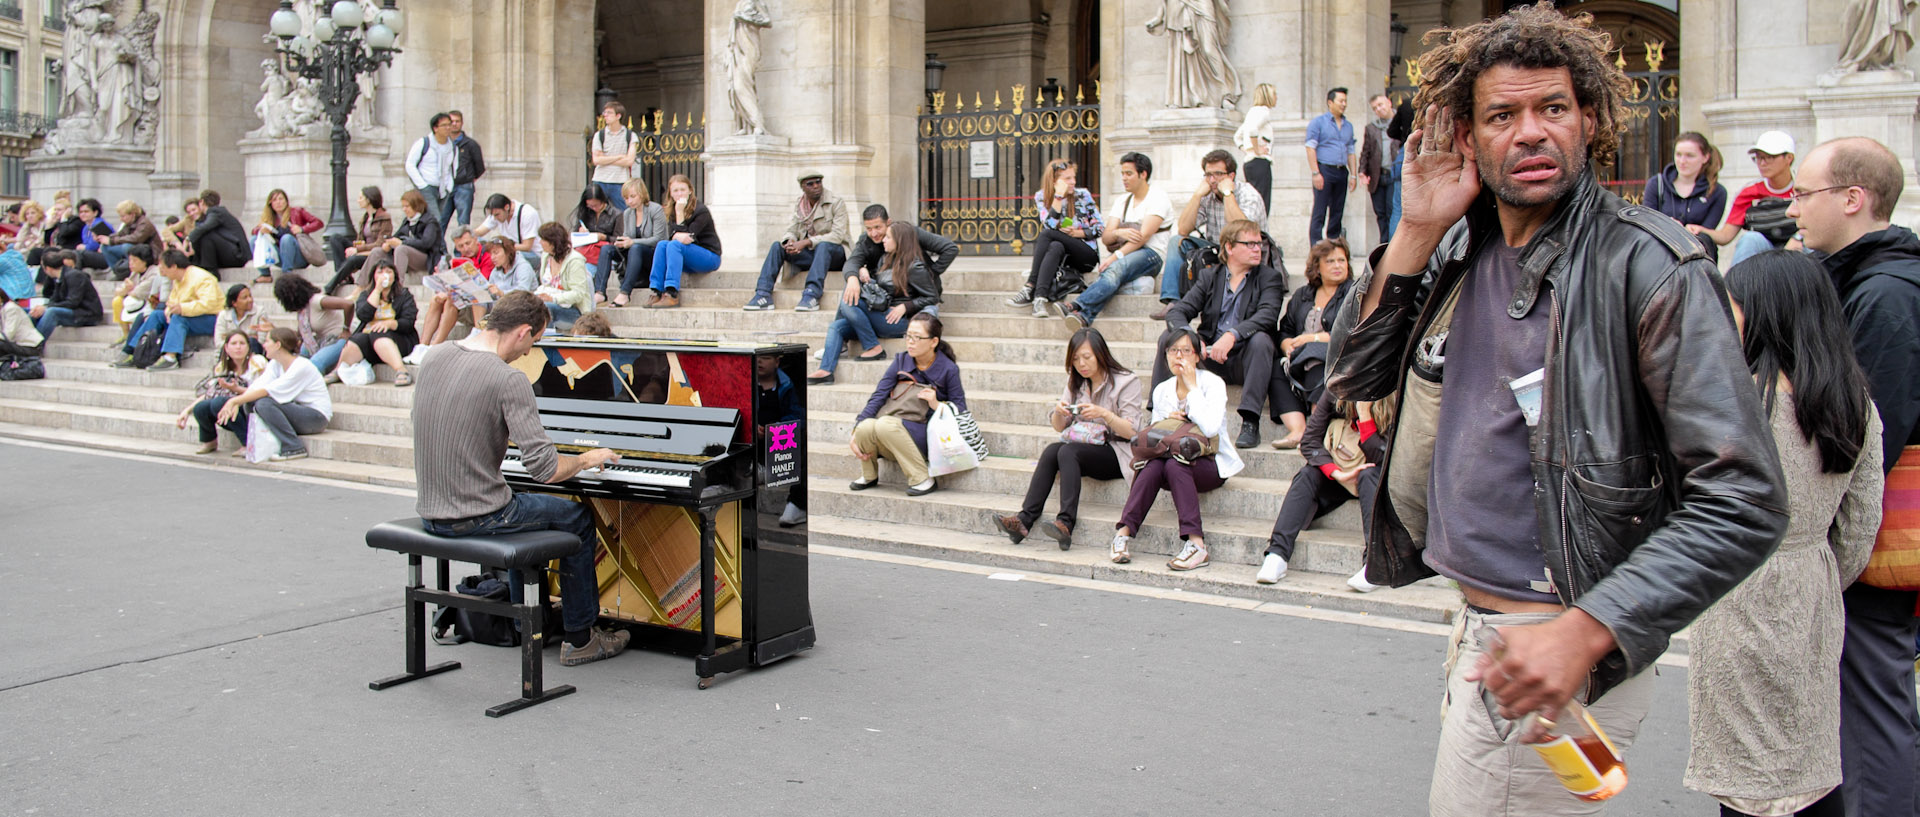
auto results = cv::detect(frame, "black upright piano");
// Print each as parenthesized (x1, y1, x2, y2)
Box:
(498, 337, 813, 688)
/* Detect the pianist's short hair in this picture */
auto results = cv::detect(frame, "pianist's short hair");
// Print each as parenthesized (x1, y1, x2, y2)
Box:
(486, 290, 549, 336)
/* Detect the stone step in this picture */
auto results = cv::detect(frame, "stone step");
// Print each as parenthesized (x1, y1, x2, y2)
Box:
(806, 514, 1461, 624)
(0, 420, 419, 488)
(39, 359, 421, 409)
(805, 438, 1350, 527)
(651, 285, 1170, 317)
(808, 382, 1306, 439)
(588, 308, 1169, 344)
(806, 474, 1358, 573)
(0, 378, 413, 437)
(0, 397, 413, 469)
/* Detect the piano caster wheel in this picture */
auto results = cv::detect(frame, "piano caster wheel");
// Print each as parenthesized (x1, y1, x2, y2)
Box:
(697, 676, 714, 690)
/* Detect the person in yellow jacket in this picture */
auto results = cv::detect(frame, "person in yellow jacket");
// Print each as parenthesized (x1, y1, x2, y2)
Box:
(113, 249, 223, 370)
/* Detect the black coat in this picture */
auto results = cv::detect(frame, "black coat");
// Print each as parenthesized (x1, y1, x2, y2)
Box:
(1277, 280, 1352, 342)
(394, 213, 444, 268)
(843, 225, 960, 280)
(453, 135, 486, 186)
(37, 267, 102, 324)
(352, 287, 419, 340)
(1818, 224, 1920, 471)
(188, 205, 250, 258)
(1163, 262, 1283, 342)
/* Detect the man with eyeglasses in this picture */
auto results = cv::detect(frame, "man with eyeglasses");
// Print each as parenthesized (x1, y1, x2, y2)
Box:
(1697, 130, 1799, 264)
(745, 170, 849, 313)
(1153, 218, 1284, 449)
(1152, 149, 1268, 321)
(1786, 136, 1920, 817)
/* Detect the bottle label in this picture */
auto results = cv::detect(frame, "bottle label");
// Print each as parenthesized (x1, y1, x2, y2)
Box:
(1531, 735, 1604, 796)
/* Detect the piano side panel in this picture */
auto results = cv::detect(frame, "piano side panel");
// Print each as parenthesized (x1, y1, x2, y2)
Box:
(746, 347, 814, 659)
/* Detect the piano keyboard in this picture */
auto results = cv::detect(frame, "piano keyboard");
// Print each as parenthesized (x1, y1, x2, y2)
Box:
(500, 451, 696, 489)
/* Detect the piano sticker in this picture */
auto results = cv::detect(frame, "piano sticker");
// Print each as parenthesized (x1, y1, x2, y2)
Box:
(764, 421, 801, 488)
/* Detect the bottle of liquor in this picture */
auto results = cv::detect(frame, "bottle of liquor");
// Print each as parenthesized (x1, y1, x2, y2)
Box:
(1481, 626, 1629, 802)
(1518, 699, 1628, 801)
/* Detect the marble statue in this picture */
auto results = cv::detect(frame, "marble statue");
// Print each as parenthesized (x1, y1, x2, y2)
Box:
(1146, 0, 1242, 109)
(250, 58, 323, 139)
(725, 0, 772, 136)
(1835, 0, 1918, 74)
(42, 0, 163, 154)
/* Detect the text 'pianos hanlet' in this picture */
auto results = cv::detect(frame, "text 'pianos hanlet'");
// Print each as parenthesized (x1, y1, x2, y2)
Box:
(499, 336, 813, 688)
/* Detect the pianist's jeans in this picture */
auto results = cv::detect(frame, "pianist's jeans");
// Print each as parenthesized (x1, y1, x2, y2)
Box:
(422, 492, 601, 635)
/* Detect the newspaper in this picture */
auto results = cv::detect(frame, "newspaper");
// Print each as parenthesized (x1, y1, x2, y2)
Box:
(423, 261, 493, 308)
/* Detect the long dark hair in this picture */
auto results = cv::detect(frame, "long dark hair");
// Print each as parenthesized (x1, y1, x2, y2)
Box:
(882, 221, 919, 297)
(1065, 327, 1129, 397)
(571, 185, 616, 232)
(1725, 250, 1871, 474)
(910, 312, 956, 362)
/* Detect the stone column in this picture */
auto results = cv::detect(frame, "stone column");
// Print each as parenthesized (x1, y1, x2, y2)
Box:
(700, 0, 922, 261)
(26, 148, 156, 208)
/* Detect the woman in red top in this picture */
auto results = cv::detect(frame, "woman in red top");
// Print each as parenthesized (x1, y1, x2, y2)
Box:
(253, 188, 326, 282)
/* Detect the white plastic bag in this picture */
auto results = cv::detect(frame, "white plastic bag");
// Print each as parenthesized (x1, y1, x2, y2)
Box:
(926, 403, 981, 476)
(338, 360, 375, 386)
(251, 232, 279, 267)
(245, 411, 281, 463)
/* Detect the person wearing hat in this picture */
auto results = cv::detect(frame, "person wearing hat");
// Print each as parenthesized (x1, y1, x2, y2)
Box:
(744, 169, 849, 313)
(1697, 130, 1800, 263)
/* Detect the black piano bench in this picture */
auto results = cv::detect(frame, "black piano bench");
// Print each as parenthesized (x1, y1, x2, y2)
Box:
(364, 517, 581, 717)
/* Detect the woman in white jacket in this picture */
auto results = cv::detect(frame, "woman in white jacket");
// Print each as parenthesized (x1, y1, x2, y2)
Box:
(1233, 82, 1277, 213)
(1109, 327, 1244, 570)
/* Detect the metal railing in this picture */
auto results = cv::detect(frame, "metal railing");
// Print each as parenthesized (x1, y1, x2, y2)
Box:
(918, 81, 1103, 255)
(0, 108, 56, 135)
(41, 7, 61, 32)
(0, 3, 23, 22)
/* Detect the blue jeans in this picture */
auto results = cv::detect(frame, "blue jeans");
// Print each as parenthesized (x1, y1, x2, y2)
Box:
(191, 394, 233, 443)
(421, 491, 602, 634)
(277, 232, 310, 272)
(1730, 230, 1775, 266)
(820, 299, 910, 372)
(451, 183, 475, 226)
(307, 338, 347, 374)
(102, 243, 132, 269)
(546, 304, 582, 330)
(419, 185, 452, 231)
(1073, 248, 1162, 321)
(649, 241, 721, 293)
(596, 182, 628, 212)
(616, 242, 658, 295)
(124, 310, 217, 355)
(1157, 238, 1211, 302)
(34, 305, 87, 340)
(754, 240, 846, 300)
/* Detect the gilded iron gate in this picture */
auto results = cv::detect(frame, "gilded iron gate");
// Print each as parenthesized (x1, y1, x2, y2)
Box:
(918, 83, 1102, 255)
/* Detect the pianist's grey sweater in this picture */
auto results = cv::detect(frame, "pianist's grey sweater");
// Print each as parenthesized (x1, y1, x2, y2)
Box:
(412, 342, 558, 521)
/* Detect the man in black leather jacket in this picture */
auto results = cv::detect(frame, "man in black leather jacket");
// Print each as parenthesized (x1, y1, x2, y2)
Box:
(1323, 6, 1787, 813)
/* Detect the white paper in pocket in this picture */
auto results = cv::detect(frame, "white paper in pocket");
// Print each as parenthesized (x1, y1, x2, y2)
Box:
(1509, 367, 1545, 427)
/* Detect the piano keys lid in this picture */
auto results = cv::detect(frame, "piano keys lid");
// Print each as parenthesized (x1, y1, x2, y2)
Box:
(533, 397, 741, 461)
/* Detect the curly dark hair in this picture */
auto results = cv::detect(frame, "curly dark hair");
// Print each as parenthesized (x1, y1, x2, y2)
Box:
(1412, 2, 1630, 167)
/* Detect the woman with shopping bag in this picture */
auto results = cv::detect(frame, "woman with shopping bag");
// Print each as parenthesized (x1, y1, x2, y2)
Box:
(215, 327, 333, 463)
(848, 312, 969, 497)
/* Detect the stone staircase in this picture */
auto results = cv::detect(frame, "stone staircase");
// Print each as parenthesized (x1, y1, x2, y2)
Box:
(0, 257, 1462, 624)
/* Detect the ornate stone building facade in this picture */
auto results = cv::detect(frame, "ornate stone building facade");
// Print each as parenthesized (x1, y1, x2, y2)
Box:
(19, 0, 1919, 262)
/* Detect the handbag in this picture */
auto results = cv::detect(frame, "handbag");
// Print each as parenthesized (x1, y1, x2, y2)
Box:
(337, 359, 376, 386)
(295, 230, 328, 266)
(1061, 419, 1108, 446)
(244, 410, 281, 463)
(251, 232, 279, 267)
(1130, 418, 1216, 469)
(876, 374, 931, 423)
(0, 354, 43, 381)
(194, 372, 245, 401)
(1860, 445, 1920, 591)
(954, 408, 988, 460)
(926, 403, 983, 476)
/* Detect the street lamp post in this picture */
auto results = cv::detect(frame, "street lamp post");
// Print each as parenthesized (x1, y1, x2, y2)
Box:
(268, 0, 404, 265)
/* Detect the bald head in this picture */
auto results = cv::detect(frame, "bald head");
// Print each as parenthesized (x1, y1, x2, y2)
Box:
(1790, 136, 1905, 254)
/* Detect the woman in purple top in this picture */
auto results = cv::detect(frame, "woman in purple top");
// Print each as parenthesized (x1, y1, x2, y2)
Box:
(1643, 132, 1728, 263)
(848, 312, 968, 497)
(1013, 159, 1104, 318)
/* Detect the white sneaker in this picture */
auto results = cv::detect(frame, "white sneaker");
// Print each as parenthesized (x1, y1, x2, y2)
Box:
(1256, 553, 1288, 584)
(1347, 567, 1381, 593)
(1031, 296, 1051, 319)
(401, 347, 427, 366)
(1109, 533, 1131, 564)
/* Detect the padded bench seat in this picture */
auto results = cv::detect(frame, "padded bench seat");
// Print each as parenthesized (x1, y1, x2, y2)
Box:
(364, 516, 580, 717)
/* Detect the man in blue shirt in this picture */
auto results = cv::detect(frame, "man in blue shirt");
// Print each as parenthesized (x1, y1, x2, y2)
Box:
(1303, 86, 1357, 245)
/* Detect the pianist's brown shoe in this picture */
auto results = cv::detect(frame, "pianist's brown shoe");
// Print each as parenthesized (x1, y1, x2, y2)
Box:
(561, 627, 632, 666)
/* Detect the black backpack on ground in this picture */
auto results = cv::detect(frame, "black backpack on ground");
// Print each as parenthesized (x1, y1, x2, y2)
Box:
(432, 570, 522, 647)
(129, 330, 166, 369)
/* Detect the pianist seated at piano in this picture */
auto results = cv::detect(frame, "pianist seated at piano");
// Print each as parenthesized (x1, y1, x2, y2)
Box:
(805, 221, 942, 385)
(848, 312, 967, 497)
(533, 221, 594, 332)
(336, 260, 420, 387)
(411, 290, 632, 667)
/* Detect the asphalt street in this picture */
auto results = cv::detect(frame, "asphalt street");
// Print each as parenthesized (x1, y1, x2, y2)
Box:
(1, 441, 1715, 815)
